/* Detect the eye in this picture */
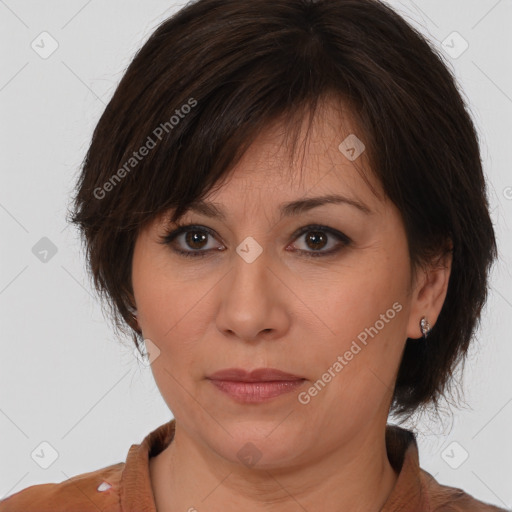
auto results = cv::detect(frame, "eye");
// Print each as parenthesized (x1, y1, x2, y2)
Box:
(158, 223, 352, 259)
(288, 224, 352, 258)
(158, 224, 224, 258)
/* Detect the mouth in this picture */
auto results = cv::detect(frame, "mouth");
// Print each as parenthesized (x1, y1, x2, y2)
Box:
(206, 368, 306, 403)
(206, 367, 305, 382)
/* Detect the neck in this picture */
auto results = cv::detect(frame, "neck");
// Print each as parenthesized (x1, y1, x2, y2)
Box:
(150, 420, 399, 512)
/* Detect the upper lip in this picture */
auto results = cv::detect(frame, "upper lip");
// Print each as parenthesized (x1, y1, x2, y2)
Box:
(207, 368, 305, 382)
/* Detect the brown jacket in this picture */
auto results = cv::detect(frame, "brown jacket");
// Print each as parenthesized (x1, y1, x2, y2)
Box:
(0, 419, 508, 511)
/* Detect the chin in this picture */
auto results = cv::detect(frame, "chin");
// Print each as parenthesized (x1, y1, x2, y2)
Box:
(211, 427, 302, 469)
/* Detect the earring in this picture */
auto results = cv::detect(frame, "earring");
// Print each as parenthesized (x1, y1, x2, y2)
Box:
(420, 316, 431, 339)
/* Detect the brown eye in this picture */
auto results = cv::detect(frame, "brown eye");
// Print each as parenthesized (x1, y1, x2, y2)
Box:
(184, 230, 209, 250)
(289, 225, 352, 258)
(159, 224, 224, 258)
(304, 231, 328, 251)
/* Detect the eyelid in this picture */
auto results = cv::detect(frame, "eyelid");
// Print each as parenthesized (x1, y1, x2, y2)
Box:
(160, 223, 222, 245)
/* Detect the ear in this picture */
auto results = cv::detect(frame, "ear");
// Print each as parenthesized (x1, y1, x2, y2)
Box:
(406, 247, 453, 340)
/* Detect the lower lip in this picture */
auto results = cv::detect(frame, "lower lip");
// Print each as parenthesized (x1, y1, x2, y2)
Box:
(208, 379, 305, 403)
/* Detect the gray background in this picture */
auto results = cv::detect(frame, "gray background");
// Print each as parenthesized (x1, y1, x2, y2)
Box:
(1, 0, 511, 508)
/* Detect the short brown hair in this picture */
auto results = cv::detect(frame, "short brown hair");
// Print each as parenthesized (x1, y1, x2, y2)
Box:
(68, 0, 498, 421)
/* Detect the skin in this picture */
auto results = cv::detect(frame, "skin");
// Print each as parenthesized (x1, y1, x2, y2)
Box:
(131, 99, 452, 512)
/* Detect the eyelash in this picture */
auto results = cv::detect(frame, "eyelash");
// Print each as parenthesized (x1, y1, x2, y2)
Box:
(158, 222, 352, 259)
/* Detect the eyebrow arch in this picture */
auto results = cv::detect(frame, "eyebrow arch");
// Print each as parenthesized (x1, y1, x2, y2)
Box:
(185, 194, 373, 221)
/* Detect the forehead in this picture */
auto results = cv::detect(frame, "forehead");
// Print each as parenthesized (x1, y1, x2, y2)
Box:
(201, 99, 383, 213)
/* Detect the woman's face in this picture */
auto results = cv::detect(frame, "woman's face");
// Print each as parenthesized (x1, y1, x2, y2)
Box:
(132, 104, 450, 468)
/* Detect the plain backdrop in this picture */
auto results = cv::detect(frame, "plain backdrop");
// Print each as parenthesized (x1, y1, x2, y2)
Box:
(1, 0, 511, 508)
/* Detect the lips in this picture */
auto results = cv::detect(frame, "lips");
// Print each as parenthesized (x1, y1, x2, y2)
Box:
(207, 367, 304, 382)
(207, 367, 306, 403)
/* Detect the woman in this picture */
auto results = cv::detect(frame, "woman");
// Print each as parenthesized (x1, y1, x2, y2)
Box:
(1, 0, 507, 510)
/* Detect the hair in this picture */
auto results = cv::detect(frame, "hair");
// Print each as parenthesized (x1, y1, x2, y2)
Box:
(68, 0, 498, 422)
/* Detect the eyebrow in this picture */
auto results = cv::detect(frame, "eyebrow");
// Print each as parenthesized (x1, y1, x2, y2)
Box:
(185, 194, 373, 221)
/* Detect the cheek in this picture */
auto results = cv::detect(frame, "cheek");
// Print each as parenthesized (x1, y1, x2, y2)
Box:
(303, 252, 409, 402)
(310, 258, 404, 340)
(135, 273, 208, 343)
(132, 252, 217, 382)
(132, 236, 194, 335)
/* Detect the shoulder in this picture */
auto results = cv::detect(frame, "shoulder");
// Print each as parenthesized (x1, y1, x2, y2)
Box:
(0, 462, 125, 512)
(420, 469, 510, 511)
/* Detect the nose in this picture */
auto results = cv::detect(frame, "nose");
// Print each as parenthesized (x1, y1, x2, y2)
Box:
(214, 243, 291, 342)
